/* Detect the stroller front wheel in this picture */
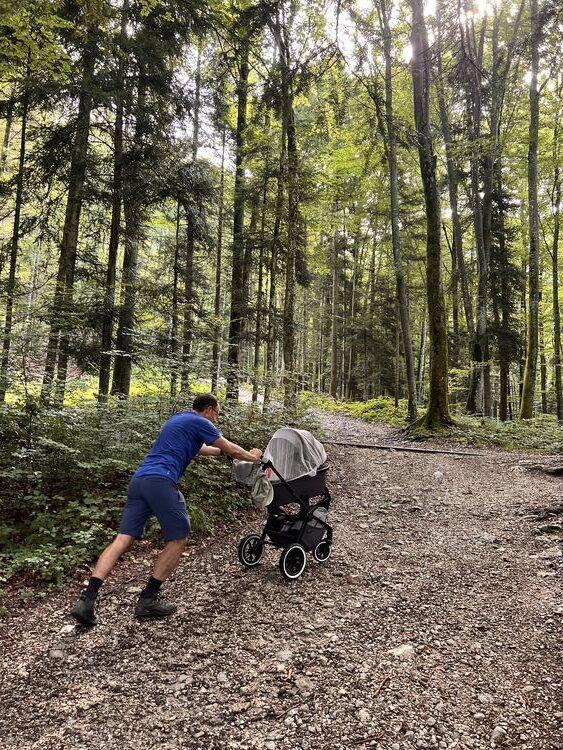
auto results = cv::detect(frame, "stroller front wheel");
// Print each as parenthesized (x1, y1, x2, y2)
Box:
(313, 539, 332, 563)
(279, 543, 307, 581)
(238, 533, 264, 567)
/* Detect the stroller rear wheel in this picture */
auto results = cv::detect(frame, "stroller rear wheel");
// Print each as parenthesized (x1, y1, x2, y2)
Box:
(279, 543, 307, 581)
(313, 539, 332, 562)
(238, 534, 264, 567)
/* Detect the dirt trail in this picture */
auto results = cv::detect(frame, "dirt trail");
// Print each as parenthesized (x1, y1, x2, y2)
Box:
(1, 413, 562, 750)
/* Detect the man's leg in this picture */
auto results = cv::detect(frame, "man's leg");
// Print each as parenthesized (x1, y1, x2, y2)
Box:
(134, 481, 191, 620)
(152, 538, 188, 580)
(70, 534, 135, 627)
(134, 538, 187, 620)
(92, 533, 136, 580)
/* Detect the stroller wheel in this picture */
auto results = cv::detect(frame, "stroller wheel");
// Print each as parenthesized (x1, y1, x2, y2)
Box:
(238, 534, 264, 567)
(313, 539, 332, 563)
(279, 544, 307, 581)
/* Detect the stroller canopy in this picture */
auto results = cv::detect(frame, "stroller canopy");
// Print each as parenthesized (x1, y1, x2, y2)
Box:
(263, 428, 327, 483)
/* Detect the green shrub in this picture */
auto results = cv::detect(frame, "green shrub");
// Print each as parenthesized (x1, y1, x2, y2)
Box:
(0, 395, 318, 588)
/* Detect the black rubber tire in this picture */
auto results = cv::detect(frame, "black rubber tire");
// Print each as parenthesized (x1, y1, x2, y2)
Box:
(238, 534, 264, 567)
(313, 539, 332, 563)
(279, 543, 307, 581)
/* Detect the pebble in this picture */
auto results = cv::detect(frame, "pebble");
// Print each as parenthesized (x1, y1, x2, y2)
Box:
(275, 650, 292, 662)
(478, 693, 494, 704)
(357, 708, 371, 723)
(295, 675, 314, 692)
(490, 726, 507, 745)
(539, 546, 562, 559)
(388, 643, 415, 659)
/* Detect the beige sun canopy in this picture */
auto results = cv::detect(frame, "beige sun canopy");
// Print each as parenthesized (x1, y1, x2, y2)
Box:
(263, 428, 327, 483)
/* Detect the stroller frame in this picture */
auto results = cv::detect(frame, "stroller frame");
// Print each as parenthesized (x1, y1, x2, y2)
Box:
(238, 459, 333, 581)
(259, 460, 332, 549)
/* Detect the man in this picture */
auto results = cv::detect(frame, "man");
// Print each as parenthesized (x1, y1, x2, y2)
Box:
(71, 393, 262, 626)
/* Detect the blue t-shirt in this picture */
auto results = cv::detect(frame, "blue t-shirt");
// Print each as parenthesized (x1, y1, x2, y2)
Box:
(133, 411, 221, 483)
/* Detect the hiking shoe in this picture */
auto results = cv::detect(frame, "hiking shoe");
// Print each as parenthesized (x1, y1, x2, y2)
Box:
(135, 595, 177, 620)
(70, 592, 98, 627)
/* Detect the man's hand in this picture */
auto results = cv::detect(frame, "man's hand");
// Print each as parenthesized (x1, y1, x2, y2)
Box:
(212, 437, 263, 463)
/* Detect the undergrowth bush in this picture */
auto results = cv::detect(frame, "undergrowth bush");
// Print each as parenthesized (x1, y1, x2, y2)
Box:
(0, 395, 317, 588)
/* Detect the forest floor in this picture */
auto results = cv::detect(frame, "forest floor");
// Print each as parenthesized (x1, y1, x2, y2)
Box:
(1, 412, 562, 750)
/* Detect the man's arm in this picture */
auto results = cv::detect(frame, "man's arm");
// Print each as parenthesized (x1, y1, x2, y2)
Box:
(198, 444, 222, 457)
(212, 437, 262, 463)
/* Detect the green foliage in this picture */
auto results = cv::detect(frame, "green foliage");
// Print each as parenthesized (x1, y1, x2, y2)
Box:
(299, 391, 408, 427)
(0, 395, 316, 588)
(446, 414, 563, 452)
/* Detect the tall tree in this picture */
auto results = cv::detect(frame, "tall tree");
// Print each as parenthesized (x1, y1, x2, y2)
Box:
(410, 0, 451, 428)
(520, 0, 541, 418)
(226, 27, 250, 401)
(98, 0, 129, 405)
(0, 66, 29, 401)
(41, 21, 99, 406)
(376, 0, 417, 422)
(551, 76, 563, 422)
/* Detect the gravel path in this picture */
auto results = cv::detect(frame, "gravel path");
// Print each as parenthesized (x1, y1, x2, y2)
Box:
(1, 413, 562, 750)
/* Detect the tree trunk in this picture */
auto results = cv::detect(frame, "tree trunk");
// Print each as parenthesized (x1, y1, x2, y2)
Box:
(520, 0, 541, 419)
(465, 79, 490, 416)
(181, 44, 202, 392)
(252, 142, 270, 402)
(42, 38, 96, 406)
(263, 120, 287, 409)
(170, 201, 181, 397)
(211, 126, 226, 394)
(111, 77, 147, 398)
(417, 315, 427, 403)
(226, 38, 249, 401)
(274, 15, 298, 410)
(540, 323, 548, 413)
(435, 7, 475, 350)
(0, 94, 13, 172)
(98, 0, 128, 404)
(0, 82, 29, 402)
(378, 0, 417, 422)
(552, 85, 563, 422)
(330, 228, 339, 398)
(410, 0, 451, 428)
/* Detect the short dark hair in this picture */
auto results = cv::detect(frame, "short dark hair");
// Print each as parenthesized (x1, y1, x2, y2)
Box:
(192, 393, 218, 412)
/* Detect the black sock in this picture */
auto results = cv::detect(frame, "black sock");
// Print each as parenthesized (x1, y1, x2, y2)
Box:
(84, 576, 104, 601)
(139, 576, 163, 599)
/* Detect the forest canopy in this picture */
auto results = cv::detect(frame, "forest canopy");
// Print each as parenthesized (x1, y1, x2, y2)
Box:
(0, 0, 562, 428)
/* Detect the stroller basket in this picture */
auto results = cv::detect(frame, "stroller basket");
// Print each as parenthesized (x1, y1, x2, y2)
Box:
(266, 509, 327, 550)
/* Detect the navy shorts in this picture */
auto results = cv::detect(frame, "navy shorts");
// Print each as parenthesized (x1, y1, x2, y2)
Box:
(119, 475, 191, 541)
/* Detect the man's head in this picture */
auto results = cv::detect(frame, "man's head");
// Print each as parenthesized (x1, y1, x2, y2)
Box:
(192, 393, 221, 423)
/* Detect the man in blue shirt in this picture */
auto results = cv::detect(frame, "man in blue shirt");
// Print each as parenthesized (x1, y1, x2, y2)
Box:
(71, 393, 262, 626)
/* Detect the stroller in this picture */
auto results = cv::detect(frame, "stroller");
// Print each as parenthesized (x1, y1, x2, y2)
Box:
(234, 428, 333, 581)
